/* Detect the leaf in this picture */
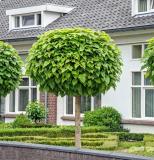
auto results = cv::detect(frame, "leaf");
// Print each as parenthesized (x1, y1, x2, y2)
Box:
(78, 74, 86, 83)
(72, 79, 77, 86)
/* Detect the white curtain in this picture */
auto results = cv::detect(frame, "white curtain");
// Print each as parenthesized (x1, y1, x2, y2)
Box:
(132, 88, 141, 118)
(138, 0, 147, 12)
(145, 89, 154, 117)
(66, 96, 73, 115)
(150, 0, 154, 9)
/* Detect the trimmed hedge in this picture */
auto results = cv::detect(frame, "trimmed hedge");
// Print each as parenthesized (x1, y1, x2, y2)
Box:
(0, 126, 111, 137)
(117, 132, 144, 141)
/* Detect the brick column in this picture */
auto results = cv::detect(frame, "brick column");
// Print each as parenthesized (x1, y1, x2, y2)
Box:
(40, 92, 57, 124)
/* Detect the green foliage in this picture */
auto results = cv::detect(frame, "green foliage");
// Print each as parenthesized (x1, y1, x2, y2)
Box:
(0, 41, 23, 96)
(26, 101, 46, 123)
(118, 132, 144, 141)
(0, 126, 110, 137)
(0, 121, 12, 129)
(83, 107, 122, 131)
(12, 114, 32, 128)
(142, 38, 154, 83)
(26, 28, 122, 96)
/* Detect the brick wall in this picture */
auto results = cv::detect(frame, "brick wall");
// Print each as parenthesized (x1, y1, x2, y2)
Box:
(40, 92, 57, 124)
(0, 142, 149, 160)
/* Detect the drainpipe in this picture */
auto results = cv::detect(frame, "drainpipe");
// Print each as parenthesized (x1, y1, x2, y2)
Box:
(44, 92, 48, 124)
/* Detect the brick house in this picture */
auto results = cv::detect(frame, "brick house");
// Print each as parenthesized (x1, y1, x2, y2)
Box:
(1, 0, 154, 133)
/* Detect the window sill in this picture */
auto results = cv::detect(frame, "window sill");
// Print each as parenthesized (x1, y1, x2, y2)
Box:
(0, 114, 19, 118)
(122, 119, 154, 126)
(61, 116, 84, 121)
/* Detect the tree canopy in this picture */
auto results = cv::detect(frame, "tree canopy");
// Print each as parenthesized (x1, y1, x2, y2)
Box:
(0, 41, 23, 96)
(26, 28, 123, 96)
(142, 38, 154, 83)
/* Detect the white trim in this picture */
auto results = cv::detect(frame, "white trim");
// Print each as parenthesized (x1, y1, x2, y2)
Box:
(6, 77, 39, 114)
(6, 4, 74, 16)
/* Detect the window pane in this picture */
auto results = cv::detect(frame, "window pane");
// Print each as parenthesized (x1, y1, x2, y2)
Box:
(9, 91, 15, 112)
(94, 94, 101, 109)
(22, 15, 34, 26)
(132, 72, 141, 85)
(31, 88, 37, 102)
(15, 16, 20, 28)
(37, 14, 41, 25)
(66, 96, 73, 114)
(20, 78, 29, 86)
(132, 88, 141, 118)
(80, 96, 91, 113)
(144, 76, 152, 85)
(132, 45, 142, 59)
(150, 0, 154, 9)
(31, 80, 37, 86)
(19, 89, 29, 111)
(145, 89, 154, 117)
(19, 54, 27, 63)
(0, 97, 5, 114)
(138, 0, 147, 12)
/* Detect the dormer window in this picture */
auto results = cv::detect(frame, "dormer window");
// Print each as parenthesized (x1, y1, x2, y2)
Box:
(14, 13, 41, 29)
(134, 0, 154, 15)
(6, 4, 74, 30)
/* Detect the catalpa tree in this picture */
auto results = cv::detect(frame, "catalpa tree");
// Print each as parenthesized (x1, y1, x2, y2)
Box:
(26, 28, 123, 148)
(142, 38, 154, 83)
(0, 41, 22, 97)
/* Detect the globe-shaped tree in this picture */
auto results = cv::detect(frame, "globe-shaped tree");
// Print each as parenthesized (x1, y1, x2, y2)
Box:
(26, 28, 123, 148)
(0, 41, 23, 97)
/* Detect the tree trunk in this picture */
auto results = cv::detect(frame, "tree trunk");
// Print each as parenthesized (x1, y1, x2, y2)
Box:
(75, 96, 81, 148)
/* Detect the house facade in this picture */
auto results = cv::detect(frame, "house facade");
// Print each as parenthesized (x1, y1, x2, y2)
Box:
(1, 0, 154, 133)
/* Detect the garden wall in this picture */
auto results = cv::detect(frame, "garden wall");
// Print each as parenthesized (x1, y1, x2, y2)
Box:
(0, 141, 152, 160)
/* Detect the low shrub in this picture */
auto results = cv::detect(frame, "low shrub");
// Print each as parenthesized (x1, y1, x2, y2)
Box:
(0, 122, 12, 129)
(26, 101, 46, 123)
(118, 132, 144, 141)
(12, 114, 32, 128)
(0, 126, 111, 137)
(83, 107, 122, 131)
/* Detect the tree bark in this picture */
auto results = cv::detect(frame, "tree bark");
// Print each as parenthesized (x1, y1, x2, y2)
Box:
(75, 96, 81, 148)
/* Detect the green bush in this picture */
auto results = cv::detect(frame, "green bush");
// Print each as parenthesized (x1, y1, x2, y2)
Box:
(12, 114, 32, 128)
(26, 101, 46, 123)
(118, 132, 144, 141)
(0, 126, 110, 137)
(83, 107, 122, 131)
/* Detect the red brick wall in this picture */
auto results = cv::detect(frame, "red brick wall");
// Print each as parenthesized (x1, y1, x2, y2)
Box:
(40, 92, 57, 124)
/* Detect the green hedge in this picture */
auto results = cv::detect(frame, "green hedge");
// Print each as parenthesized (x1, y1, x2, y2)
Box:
(117, 132, 144, 141)
(0, 126, 110, 137)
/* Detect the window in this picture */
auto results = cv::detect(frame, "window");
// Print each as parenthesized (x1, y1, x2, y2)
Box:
(22, 15, 34, 26)
(136, 0, 154, 14)
(132, 44, 147, 59)
(9, 77, 38, 113)
(132, 72, 141, 118)
(65, 94, 102, 115)
(132, 72, 154, 118)
(14, 13, 41, 29)
(0, 97, 5, 114)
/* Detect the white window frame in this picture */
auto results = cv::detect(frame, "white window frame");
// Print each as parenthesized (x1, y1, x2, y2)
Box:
(13, 12, 41, 29)
(131, 71, 154, 120)
(133, 0, 154, 15)
(64, 95, 102, 116)
(6, 76, 39, 114)
(131, 43, 147, 61)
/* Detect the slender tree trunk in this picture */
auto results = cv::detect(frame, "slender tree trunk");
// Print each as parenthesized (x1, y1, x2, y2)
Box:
(75, 96, 81, 148)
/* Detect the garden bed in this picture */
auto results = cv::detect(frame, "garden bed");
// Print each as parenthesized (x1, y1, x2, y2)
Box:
(0, 125, 153, 157)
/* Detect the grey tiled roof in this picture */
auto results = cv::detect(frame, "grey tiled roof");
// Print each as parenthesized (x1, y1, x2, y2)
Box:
(1, 0, 154, 41)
